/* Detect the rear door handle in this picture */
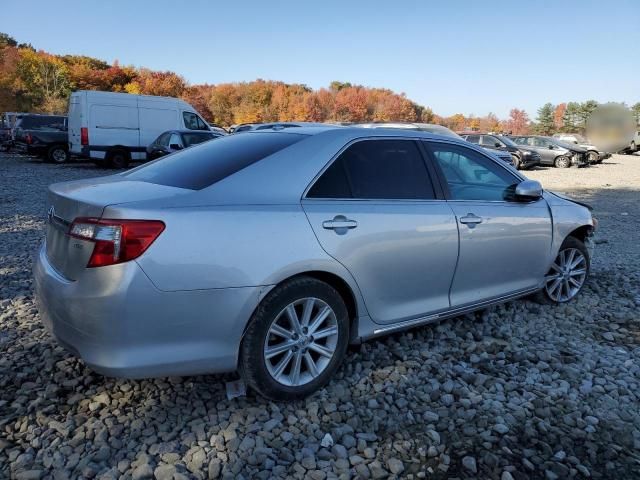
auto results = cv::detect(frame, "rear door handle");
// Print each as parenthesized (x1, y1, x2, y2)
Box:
(323, 215, 358, 234)
(459, 213, 483, 227)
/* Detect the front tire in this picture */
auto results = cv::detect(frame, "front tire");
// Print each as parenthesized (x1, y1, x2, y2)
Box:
(537, 236, 590, 304)
(240, 276, 349, 401)
(586, 151, 599, 163)
(47, 145, 69, 164)
(554, 155, 571, 168)
(511, 155, 521, 170)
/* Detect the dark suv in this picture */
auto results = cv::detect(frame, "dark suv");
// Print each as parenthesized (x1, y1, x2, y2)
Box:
(13, 114, 69, 163)
(459, 133, 541, 170)
(509, 136, 587, 168)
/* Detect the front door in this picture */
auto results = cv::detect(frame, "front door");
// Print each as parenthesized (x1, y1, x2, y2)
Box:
(302, 138, 459, 324)
(425, 141, 552, 307)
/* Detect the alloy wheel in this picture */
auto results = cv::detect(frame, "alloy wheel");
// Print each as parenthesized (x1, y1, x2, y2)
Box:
(544, 248, 587, 302)
(263, 297, 339, 387)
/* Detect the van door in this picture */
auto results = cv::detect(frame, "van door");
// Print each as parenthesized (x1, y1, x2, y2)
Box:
(68, 93, 83, 154)
(89, 101, 139, 159)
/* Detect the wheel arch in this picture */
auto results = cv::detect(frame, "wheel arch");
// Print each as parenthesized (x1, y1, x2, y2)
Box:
(242, 269, 363, 344)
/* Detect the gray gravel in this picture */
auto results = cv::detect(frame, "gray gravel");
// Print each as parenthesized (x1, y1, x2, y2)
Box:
(1, 152, 640, 479)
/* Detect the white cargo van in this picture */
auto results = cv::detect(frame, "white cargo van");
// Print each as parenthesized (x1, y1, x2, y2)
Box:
(68, 91, 211, 168)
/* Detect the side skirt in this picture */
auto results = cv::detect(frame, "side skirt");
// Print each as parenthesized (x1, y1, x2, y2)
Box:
(357, 286, 541, 342)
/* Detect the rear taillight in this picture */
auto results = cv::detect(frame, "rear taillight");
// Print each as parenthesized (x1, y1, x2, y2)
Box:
(80, 127, 88, 146)
(25, 133, 32, 145)
(69, 218, 165, 268)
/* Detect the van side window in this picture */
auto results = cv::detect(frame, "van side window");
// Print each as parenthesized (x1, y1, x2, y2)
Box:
(183, 112, 208, 131)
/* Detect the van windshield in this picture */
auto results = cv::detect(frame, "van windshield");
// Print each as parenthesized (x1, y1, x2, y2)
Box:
(125, 132, 306, 190)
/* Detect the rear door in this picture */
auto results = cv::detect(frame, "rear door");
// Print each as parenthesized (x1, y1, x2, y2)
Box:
(425, 141, 552, 306)
(302, 138, 459, 324)
(68, 92, 83, 151)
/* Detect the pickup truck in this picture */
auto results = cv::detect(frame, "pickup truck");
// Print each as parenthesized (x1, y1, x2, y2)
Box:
(13, 114, 69, 163)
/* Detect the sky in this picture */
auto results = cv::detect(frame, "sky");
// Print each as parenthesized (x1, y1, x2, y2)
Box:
(2, 0, 639, 118)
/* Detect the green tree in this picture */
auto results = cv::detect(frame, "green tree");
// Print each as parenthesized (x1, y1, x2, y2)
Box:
(536, 103, 556, 135)
(562, 102, 581, 132)
(0, 32, 17, 48)
(16, 49, 72, 112)
(631, 102, 640, 125)
(577, 100, 599, 131)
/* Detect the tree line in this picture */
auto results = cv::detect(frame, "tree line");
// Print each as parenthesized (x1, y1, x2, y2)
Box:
(1, 32, 638, 133)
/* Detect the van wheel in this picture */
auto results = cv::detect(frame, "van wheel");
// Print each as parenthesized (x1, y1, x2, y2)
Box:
(107, 149, 129, 169)
(47, 145, 69, 164)
(554, 155, 571, 168)
(240, 276, 349, 401)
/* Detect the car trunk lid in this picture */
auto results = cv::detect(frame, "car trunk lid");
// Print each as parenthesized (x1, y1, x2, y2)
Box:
(45, 177, 190, 280)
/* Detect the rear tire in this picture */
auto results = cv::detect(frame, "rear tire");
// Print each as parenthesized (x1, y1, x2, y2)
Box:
(106, 149, 129, 169)
(511, 155, 520, 170)
(630, 141, 637, 154)
(240, 276, 349, 401)
(535, 236, 590, 305)
(586, 151, 599, 163)
(554, 155, 571, 168)
(47, 145, 69, 164)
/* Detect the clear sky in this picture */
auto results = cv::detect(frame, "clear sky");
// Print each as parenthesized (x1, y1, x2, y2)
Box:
(2, 0, 638, 118)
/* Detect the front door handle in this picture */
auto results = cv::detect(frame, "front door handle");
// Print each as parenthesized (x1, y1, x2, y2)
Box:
(322, 215, 358, 234)
(459, 213, 483, 227)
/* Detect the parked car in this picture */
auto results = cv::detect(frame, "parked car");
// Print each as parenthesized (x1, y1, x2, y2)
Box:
(35, 125, 596, 400)
(621, 130, 639, 154)
(509, 135, 588, 168)
(0, 118, 10, 152)
(356, 122, 516, 166)
(68, 90, 212, 168)
(459, 133, 541, 170)
(147, 129, 222, 160)
(552, 133, 611, 163)
(13, 114, 69, 163)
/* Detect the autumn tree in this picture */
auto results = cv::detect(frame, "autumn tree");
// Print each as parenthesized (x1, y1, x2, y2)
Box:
(505, 108, 530, 135)
(554, 103, 566, 130)
(16, 49, 71, 113)
(334, 87, 369, 122)
(125, 69, 186, 97)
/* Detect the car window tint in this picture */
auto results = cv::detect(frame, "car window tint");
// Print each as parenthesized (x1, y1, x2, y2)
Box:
(126, 132, 305, 190)
(308, 139, 435, 200)
(465, 135, 480, 143)
(157, 132, 171, 146)
(427, 143, 518, 201)
(481, 135, 502, 147)
(183, 132, 214, 147)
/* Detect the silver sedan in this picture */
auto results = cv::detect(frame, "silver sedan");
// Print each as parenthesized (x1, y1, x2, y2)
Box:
(34, 125, 596, 400)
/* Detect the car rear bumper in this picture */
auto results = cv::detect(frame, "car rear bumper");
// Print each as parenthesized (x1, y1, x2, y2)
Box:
(34, 243, 264, 378)
(14, 143, 46, 155)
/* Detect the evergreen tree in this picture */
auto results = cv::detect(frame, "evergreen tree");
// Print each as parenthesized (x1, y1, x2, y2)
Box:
(536, 103, 556, 135)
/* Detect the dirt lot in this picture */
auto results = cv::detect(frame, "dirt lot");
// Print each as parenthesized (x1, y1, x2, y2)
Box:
(1, 153, 639, 480)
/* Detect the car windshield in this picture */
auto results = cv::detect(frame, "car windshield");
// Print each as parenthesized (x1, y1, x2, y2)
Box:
(126, 132, 306, 190)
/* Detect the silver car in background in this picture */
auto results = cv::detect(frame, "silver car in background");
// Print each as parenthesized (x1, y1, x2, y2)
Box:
(34, 125, 596, 400)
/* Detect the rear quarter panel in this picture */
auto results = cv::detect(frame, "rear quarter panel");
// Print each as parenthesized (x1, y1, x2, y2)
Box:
(106, 204, 365, 308)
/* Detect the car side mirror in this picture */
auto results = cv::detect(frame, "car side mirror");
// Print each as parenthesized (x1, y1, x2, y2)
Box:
(170, 143, 183, 150)
(515, 180, 543, 200)
(548, 144, 555, 149)
(494, 142, 501, 147)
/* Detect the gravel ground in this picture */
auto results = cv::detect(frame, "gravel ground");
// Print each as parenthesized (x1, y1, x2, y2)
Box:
(1, 153, 639, 480)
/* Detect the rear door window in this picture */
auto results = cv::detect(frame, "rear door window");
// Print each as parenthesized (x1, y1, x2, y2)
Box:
(465, 134, 480, 144)
(183, 132, 215, 147)
(126, 132, 306, 190)
(307, 139, 435, 200)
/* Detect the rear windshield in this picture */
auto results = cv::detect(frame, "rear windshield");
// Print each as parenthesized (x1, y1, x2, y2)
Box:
(19, 115, 67, 130)
(126, 132, 306, 190)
